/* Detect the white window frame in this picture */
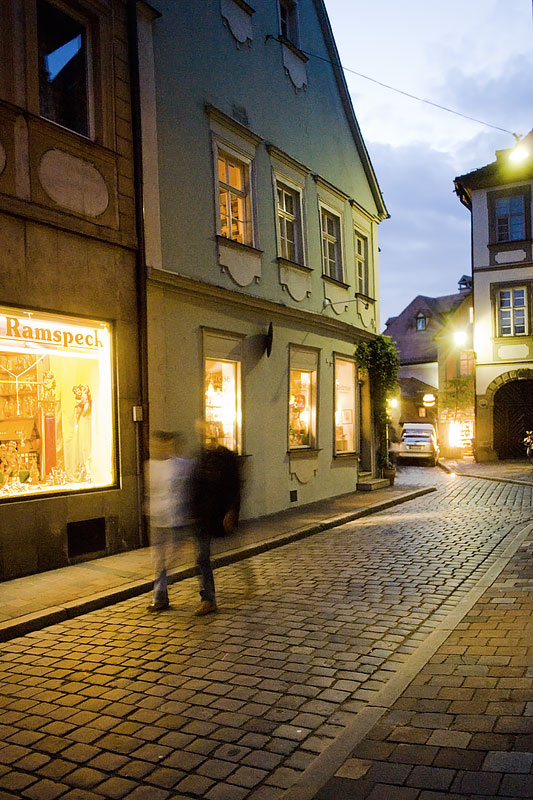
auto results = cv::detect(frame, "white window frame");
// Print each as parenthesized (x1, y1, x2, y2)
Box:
(320, 205, 344, 283)
(354, 229, 370, 296)
(289, 346, 318, 451)
(202, 329, 244, 454)
(275, 178, 304, 264)
(278, 0, 300, 47)
(214, 140, 254, 247)
(497, 286, 528, 337)
(416, 314, 426, 331)
(334, 356, 357, 456)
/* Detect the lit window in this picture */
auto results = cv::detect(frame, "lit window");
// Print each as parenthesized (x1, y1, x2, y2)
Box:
(459, 351, 474, 376)
(321, 208, 343, 282)
(37, 0, 89, 137)
(416, 314, 426, 331)
(0, 305, 115, 500)
(498, 287, 527, 336)
(334, 358, 356, 454)
(354, 230, 369, 296)
(495, 195, 526, 242)
(279, 0, 299, 46)
(277, 182, 303, 263)
(418, 407, 426, 418)
(289, 348, 317, 449)
(203, 331, 242, 453)
(217, 152, 251, 245)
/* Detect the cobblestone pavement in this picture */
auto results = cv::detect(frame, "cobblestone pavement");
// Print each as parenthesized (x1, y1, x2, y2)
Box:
(313, 518, 533, 799)
(0, 469, 531, 799)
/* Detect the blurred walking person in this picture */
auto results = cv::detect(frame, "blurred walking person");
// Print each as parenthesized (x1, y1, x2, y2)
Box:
(145, 430, 191, 611)
(190, 422, 241, 616)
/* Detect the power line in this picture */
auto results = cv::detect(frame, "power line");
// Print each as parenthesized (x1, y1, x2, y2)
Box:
(298, 47, 520, 139)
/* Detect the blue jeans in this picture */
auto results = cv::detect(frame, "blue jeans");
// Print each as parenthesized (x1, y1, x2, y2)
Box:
(195, 533, 215, 602)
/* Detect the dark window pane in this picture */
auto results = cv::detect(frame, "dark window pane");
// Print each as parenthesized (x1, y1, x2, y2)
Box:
(37, 1, 88, 136)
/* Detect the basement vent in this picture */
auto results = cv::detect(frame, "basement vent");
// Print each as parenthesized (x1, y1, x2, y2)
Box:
(67, 517, 106, 559)
(290, 490, 298, 502)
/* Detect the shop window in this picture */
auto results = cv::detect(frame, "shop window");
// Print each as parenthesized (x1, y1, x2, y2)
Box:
(217, 150, 253, 245)
(37, 0, 90, 137)
(276, 181, 304, 263)
(334, 358, 356, 454)
(0, 305, 115, 500)
(497, 286, 528, 336)
(203, 331, 243, 453)
(289, 347, 317, 449)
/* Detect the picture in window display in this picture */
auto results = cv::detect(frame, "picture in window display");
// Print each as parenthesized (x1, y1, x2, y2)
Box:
(0, 310, 114, 499)
(289, 369, 313, 448)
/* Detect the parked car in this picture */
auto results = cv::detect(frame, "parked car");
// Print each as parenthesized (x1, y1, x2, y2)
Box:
(396, 423, 439, 466)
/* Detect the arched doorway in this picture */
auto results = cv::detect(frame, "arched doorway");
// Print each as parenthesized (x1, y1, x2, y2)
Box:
(493, 380, 533, 458)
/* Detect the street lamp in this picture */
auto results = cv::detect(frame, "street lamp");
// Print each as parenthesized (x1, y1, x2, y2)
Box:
(454, 330, 467, 346)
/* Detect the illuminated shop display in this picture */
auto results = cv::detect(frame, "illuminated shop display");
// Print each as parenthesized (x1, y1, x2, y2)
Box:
(204, 358, 241, 452)
(289, 348, 317, 449)
(334, 358, 356, 453)
(0, 306, 115, 499)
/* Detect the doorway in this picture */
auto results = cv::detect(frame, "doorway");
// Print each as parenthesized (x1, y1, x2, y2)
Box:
(493, 379, 533, 458)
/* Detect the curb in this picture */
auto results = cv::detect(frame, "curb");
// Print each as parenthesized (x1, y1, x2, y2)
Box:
(439, 460, 533, 486)
(0, 487, 435, 643)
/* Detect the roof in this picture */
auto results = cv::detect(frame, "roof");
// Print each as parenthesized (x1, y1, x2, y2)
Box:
(383, 287, 471, 365)
(398, 376, 438, 398)
(455, 130, 533, 210)
(313, 0, 389, 221)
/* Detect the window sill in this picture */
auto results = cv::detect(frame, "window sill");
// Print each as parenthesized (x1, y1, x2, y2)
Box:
(277, 256, 311, 273)
(216, 234, 263, 256)
(354, 291, 375, 304)
(322, 274, 350, 290)
(231, 0, 255, 14)
(334, 451, 358, 459)
(494, 334, 529, 342)
(278, 35, 309, 63)
(288, 448, 320, 458)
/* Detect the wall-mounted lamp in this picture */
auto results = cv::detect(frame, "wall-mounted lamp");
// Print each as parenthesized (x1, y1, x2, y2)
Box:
(453, 330, 467, 346)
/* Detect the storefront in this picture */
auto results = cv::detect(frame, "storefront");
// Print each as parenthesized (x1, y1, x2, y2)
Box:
(0, 305, 116, 501)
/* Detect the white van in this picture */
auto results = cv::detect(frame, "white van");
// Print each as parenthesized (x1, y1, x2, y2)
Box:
(397, 423, 439, 467)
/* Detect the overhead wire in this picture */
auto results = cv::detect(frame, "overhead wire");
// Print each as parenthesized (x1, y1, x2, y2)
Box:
(296, 46, 520, 139)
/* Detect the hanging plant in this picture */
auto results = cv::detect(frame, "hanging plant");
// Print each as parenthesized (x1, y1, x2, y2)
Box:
(356, 335, 399, 471)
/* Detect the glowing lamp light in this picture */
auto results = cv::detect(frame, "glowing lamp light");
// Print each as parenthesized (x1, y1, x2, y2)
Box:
(509, 145, 530, 163)
(423, 393, 435, 407)
(454, 331, 467, 346)
(389, 398, 398, 409)
(448, 421, 462, 448)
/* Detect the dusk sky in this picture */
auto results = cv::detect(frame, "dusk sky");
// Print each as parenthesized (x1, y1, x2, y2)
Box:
(324, 0, 533, 329)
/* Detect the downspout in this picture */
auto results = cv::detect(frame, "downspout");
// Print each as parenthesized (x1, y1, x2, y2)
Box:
(127, 0, 150, 547)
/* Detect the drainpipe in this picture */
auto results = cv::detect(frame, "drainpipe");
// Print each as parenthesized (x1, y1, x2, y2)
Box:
(127, 0, 149, 547)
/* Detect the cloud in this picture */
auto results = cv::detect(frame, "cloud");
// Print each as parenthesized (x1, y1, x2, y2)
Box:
(368, 142, 472, 328)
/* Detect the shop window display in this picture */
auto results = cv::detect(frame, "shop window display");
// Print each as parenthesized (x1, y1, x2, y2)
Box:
(289, 367, 316, 448)
(204, 358, 240, 452)
(334, 358, 356, 453)
(0, 306, 115, 499)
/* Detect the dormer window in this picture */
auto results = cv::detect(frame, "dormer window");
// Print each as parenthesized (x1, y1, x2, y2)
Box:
(416, 313, 427, 331)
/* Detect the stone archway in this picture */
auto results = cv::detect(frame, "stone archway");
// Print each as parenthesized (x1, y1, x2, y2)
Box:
(485, 370, 533, 459)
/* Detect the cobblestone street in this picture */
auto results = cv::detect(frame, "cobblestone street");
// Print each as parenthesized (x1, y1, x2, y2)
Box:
(0, 469, 531, 799)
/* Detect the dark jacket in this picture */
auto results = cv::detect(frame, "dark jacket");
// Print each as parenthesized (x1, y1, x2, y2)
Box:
(191, 445, 241, 537)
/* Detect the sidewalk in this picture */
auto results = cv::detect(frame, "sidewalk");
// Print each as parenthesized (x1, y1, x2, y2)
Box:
(307, 518, 533, 800)
(0, 478, 434, 642)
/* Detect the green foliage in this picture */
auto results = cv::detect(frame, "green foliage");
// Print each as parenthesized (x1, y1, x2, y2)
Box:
(440, 376, 475, 418)
(356, 336, 399, 470)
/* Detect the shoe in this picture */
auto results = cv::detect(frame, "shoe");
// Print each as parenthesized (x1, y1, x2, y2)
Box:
(147, 600, 169, 611)
(193, 600, 217, 616)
